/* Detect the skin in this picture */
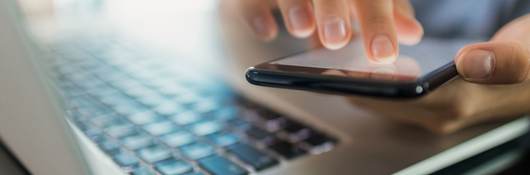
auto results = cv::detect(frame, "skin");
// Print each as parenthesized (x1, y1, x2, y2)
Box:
(236, 0, 530, 134)
(350, 15, 530, 134)
(238, 0, 423, 62)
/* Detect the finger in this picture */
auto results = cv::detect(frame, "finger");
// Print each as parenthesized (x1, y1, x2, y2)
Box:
(393, 0, 423, 45)
(313, 0, 352, 50)
(348, 97, 446, 133)
(351, 0, 398, 63)
(239, 0, 278, 41)
(277, 0, 316, 38)
(348, 96, 466, 134)
(346, 2, 359, 37)
(455, 41, 530, 84)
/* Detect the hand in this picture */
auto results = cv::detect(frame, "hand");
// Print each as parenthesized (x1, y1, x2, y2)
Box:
(237, 0, 424, 63)
(349, 14, 530, 134)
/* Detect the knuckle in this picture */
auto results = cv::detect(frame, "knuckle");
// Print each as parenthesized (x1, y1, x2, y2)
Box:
(445, 101, 471, 119)
(430, 123, 455, 135)
(421, 119, 451, 134)
(425, 118, 460, 135)
(364, 14, 392, 27)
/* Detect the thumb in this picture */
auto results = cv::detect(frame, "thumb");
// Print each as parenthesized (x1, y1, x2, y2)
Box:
(455, 41, 530, 84)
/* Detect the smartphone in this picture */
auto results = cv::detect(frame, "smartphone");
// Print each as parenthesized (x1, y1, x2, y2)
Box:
(245, 38, 476, 98)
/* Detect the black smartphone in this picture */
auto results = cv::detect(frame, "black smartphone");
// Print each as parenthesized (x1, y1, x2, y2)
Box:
(245, 38, 476, 98)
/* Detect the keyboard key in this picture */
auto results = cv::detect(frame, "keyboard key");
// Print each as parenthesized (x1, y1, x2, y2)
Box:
(262, 117, 287, 132)
(155, 158, 193, 175)
(128, 111, 163, 125)
(114, 101, 148, 116)
(155, 103, 184, 116)
(137, 94, 170, 107)
(113, 150, 139, 168)
(101, 93, 147, 116)
(171, 112, 201, 125)
(181, 172, 205, 175)
(250, 110, 287, 132)
(228, 119, 250, 130)
(157, 84, 187, 97)
(123, 86, 155, 98)
(282, 120, 311, 142)
(207, 133, 239, 147)
(96, 72, 126, 84)
(132, 69, 158, 81)
(75, 103, 112, 118)
(302, 132, 336, 154)
(211, 107, 237, 121)
(72, 76, 102, 90)
(67, 95, 84, 107)
(137, 145, 172, 163)
(243, 126, 273, 142)
(191, 121, 222, 136)
(161, 131, 195, 148)
(268, 139, 306, 159)
(90, 114, 125, 128)
(130, 165, 155, 175)
(192, 100, 218, 114)
(88, 89, 120, 101)
(283, 120, 308, 134)
(180, 142, 215, 160)
(112, 79, 142, 91)
(255, 109, 282, 121)
(62, 87, 86, 97)
(198, 155, 247, 175)
(147, 77, 175, 90)
(105, 124, 136, 138)
(227, 143, 278, 171)
(99, 93, 132, 106)
(121, 133, 153, 150)
(95, 136, 120, 153)
(174, 93, 201, 106)
(68, 95, 97, 108)
(84, 128, 103, 140)
(303, 132, 336, 147)
(143, 121, 178, 136)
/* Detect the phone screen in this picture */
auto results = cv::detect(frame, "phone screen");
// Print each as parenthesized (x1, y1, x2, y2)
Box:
(264, 38, 476, 81)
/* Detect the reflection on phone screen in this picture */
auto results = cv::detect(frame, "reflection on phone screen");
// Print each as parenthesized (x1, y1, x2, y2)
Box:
(270, 38, 475, 80)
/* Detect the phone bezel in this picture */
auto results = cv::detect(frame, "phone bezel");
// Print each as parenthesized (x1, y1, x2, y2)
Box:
(245, 51, 457, 98)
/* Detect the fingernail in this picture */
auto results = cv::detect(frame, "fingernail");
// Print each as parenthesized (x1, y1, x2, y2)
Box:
(371, 34, 396, 63)
(460, 49, 495, 80)
(288, 6, 312, 37)
(252, 16, 272, 40)
(323, 16, 347, 49)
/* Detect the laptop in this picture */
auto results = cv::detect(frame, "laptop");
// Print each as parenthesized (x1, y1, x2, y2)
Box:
(0, 0, 528, 174)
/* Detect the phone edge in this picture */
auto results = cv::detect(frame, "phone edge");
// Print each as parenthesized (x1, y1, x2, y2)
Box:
(245, 67, 430, 98)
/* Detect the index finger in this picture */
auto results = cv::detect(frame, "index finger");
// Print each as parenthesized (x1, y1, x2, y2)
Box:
(313, 0, 353, 50)
(351, 0, 398, 63)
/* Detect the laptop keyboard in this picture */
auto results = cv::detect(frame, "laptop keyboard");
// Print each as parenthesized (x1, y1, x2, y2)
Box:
(45, 37, 337, 175)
